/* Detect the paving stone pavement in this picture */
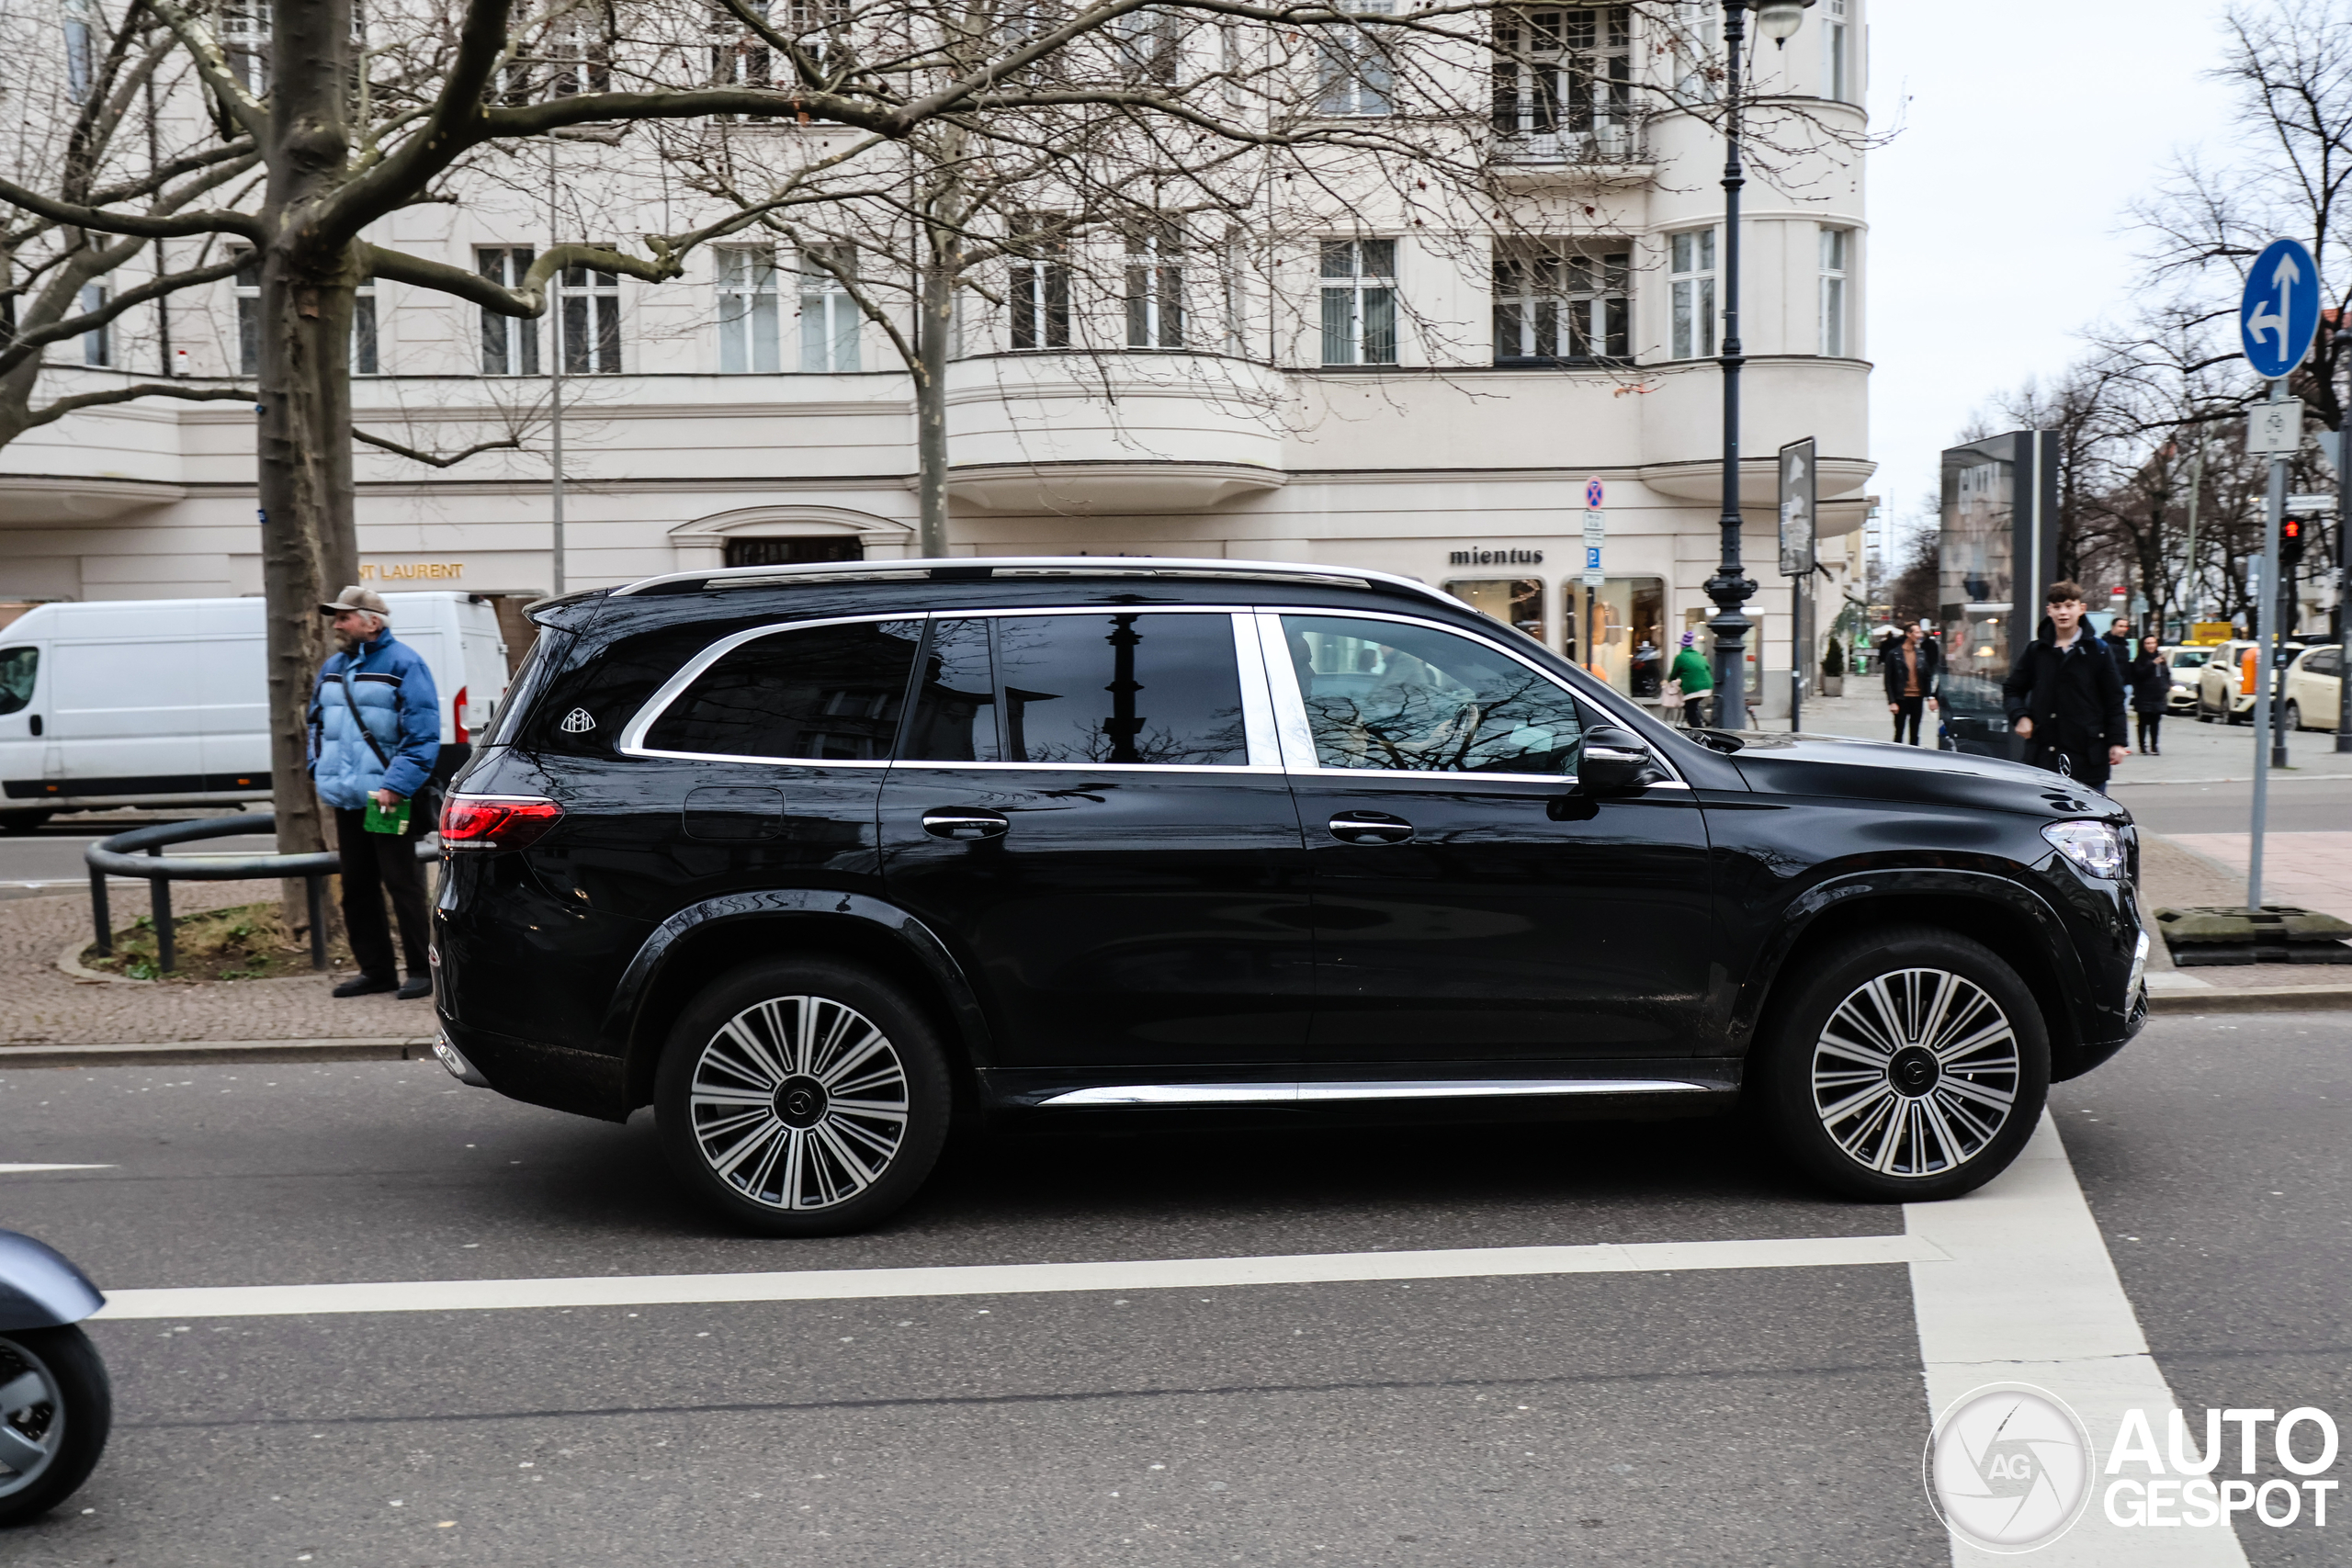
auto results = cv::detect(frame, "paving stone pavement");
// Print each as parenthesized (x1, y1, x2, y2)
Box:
(0, 883, 430, 1046)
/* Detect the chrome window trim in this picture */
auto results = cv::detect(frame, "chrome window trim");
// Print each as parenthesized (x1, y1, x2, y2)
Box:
(1041, 1077, 1713, 1107)
(621, 606, 1279, 773)
(1252, 606, 1690, 789)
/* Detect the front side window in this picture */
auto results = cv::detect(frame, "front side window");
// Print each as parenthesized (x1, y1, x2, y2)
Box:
(1320, 239, 1396, 366)
(0, 648, 35, 716)
(797, 245, 860, 371)
(478, 248, 539, 376)
(1280, 615, 1585, 775)
(1818, 226, 1849, 356)
(902, 618, 1001, 762)
(1668, 228, 1716, 359)
(1494, 244, 1628, 361)
(718, 247, 781, 373)
(560, 258, 622, 375)
(1317, 0, 1396, 116)
(640, 619, 922, 761)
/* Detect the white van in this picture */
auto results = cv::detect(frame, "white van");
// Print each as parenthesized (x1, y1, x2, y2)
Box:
(0, 592, 508, 830)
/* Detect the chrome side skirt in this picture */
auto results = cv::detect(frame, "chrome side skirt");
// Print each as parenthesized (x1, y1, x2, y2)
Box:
(1038, 1077, 1713, 1108)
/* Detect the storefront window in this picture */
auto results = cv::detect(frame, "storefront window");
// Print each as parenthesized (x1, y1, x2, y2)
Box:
(1443, 578, 1545, 644)
(1566, 578, 1665, 696)
(1681, 608, 1764, 702)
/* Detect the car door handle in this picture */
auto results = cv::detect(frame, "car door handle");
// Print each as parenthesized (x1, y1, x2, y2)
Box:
(1328, 811, 1413, 845)
(922, 807, 1010, 841)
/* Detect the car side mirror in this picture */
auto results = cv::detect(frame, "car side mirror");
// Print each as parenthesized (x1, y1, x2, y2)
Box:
(1577, 725, 1656, 793)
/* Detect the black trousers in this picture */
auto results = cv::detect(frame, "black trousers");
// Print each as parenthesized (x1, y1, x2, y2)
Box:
(334, 807, 430, 981)
(1681, 695, 1709, 728)
(2136, 713, 2162, 752)
(1892, 695, 1925, 744)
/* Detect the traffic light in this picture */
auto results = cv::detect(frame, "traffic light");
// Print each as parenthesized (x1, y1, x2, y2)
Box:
(2282, 515, 2308, 568)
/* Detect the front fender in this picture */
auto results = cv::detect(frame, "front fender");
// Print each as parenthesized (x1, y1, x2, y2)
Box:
(0, 1231, 103, 1331)
(604, 889, 998, 1093)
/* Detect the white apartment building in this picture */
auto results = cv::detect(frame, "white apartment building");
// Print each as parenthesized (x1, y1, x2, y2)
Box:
(0, 2, 1870, 714)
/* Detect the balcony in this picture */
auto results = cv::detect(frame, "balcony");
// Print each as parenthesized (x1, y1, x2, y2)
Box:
(944, 352, 1286, 514)
(1488, 123, 1652, 186)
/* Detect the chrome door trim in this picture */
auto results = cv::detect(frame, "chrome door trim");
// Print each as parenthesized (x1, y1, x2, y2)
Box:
(1039, 1077, 1714, 1107)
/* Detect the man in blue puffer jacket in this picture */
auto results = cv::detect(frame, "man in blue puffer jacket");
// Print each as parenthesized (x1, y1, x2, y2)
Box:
(310, 587, 439, 999)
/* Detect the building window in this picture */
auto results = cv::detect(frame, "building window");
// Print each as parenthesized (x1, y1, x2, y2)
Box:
(234, 252, 261, 375)
(560, 258, 622, 375)
(718, 248, 781, 373)
(63, 0, 97, 102)
(1111, 6, 1181, 84)
(1316, 0, 1395, 117)
(1491, 6, 1632, 154)
(1445, 579, 1546, 644)
(1009, 229, 1071, 351)
(797, 245, 860, 371)
(1494, 243, 1627, 362)
(351, 275, 378, 376)
(1668, 228, 1716, 360)
(222, 0, 270, 93)
(1672, 0, 1717, 100)
(1566, 578, 1667, 694)
(1320, 238, 1396, 366)
(1818, 226, 1849, 356)
(711, 0, 772, 100)
(507, 5, 611, 102)
(723, 536, 864, 568)
(77, 285, 108, 367)
(1821, 0, 1851, 103)
(1125, 222, 1184, 349)
(477, 248, 539, 376)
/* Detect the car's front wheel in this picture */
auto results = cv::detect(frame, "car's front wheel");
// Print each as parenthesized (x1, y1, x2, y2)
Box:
(2285, 701, 2304, 732)
(654, 959, 952, 1236)
(1755, 928, 2049, 1202)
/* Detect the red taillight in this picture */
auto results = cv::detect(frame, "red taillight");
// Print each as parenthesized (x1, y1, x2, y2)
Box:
(439, 795, 561, 851)
(453, 684, 469, 745)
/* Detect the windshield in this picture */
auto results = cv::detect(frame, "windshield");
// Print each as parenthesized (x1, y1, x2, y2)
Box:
(2169, 649, 2210, 668)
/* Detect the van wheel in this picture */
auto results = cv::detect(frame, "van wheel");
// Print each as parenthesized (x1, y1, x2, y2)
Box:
(0, 812, 51, 835)
(0, 1325, 111, 1526)
(1753, 927, 2048, 1203)
(654, 958, 951, 1236)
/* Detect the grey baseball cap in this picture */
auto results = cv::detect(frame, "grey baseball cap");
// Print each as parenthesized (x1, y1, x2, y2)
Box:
(319, 585, 390, 616)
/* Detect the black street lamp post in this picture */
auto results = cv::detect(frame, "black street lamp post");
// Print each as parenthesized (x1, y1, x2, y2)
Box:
(1706, 0, 1812, 729)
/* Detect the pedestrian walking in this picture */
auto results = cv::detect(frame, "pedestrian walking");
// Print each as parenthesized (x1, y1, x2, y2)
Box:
(1668, 631, 1713, 728)
(2100, 616, 2136, 678)
(310, 587, 440, 1000)
(2126, 633, 2167, 756)
(2001, 581, 2129, 790)
(1881, 619, 1941, 744)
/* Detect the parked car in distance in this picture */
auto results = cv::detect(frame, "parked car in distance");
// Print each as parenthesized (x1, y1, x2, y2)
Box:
(0, 592, 509, 832)
(2161, 645, 2210, 714)
(2196, 638, 2306, 724)
(431, 558, 2150, 1235)
(2282, 643, 2343, 732)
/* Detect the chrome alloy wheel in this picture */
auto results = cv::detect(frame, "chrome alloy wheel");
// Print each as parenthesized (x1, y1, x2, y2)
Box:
(0, 1337, 63, 1498)
(1810, 968, 2020, 1179)
(687, 995, 910, 1212)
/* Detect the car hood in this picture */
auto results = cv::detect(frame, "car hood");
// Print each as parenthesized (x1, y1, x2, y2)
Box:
(1714, 732, 2129, 822)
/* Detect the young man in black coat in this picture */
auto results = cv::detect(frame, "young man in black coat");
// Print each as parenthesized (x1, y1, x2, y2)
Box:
(2002, 581, 2130, 789)
(1881, 619, 1942, 744)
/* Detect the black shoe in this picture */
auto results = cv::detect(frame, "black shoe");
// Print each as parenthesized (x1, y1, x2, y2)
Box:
(396, 976, 433, 1001)
(333, 975, 398, 998)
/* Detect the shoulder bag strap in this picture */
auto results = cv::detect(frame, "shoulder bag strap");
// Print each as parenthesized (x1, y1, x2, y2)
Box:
(338, 655, 394, 770)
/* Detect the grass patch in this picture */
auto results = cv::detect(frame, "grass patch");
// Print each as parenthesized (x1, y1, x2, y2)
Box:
(80, 902, 353, 983)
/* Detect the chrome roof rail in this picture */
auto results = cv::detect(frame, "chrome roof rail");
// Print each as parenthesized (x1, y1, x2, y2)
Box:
(605, 555, 1459, 611)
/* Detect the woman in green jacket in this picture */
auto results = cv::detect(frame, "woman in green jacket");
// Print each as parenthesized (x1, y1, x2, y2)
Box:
(1668, 631, 1713, 728)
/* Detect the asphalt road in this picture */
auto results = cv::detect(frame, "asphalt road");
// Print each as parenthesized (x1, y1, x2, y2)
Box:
(2113, 778, 2352, 837)
(0, 1013, 2344, 1566)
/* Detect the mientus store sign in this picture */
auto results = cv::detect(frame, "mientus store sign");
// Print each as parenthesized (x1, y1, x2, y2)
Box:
(1447, 547, 1545, 567)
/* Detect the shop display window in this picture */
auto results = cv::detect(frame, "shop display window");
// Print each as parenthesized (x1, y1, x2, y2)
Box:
(1442, 578, 1545, 645)
(1565, 578, 1666, 696)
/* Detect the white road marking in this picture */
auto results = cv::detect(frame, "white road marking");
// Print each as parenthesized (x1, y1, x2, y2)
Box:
(0, 1163, 114, 1173)
(1907, 1113, 2249, 1567)
(94, 1232, 1943, 1321)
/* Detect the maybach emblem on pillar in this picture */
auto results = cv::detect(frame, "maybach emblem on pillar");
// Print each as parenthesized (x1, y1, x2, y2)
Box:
(560, 708, 596, 734)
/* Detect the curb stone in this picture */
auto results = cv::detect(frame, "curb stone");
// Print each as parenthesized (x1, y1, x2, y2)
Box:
(56, 936, 143, 985)
(0, 1038, 435, 1069)
(2145, 985, 2352, 1016)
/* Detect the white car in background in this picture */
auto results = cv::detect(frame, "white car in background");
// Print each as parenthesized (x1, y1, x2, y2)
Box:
(2282, 644, 2344, 732)
(2160, 645, 2211, 713)
(2196, 638, 2309, 724)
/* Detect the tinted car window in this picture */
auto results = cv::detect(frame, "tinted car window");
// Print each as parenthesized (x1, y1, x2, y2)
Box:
(996, 614, 1247, 765)
(1280, 614, 1583, 775)
(901, 618, 1001, 762)
(642, 618, 920, 760)
(0, 648, 33, 716)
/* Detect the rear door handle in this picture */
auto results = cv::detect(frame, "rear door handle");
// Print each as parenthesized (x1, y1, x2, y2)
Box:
(1328, 811, 1413, 845)
(922, 807, 1010, 841)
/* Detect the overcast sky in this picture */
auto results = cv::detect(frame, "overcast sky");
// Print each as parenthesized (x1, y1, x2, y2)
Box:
(1865, 0, 2245, 551)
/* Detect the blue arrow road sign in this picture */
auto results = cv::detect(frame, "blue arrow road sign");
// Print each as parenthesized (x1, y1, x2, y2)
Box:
(2241, 238, 2322, 380)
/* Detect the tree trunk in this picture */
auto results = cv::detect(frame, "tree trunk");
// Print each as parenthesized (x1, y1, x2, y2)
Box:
(915, 259, 953, 558)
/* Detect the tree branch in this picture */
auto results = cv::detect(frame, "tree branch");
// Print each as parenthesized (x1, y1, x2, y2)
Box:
(353, 429, 523, 468)
(0, 255, 249, 377)
(23, 383, 252, 429)
(0, 175, 262, 242)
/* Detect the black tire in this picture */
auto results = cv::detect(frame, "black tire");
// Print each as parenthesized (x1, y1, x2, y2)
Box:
(654, 958, 952, 1236)
(2285, 701, 2303, 732)
(1752, 926, 2049, 1203)
(0, 1325, 111, 1528)
(0, 812, 51, 836)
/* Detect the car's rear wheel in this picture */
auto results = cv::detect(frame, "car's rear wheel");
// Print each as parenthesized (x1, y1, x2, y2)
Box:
(2285, 701, 2303, 732)
(0, 1325, 111, 1527)
(654, 958, 951, 1236)
(1754, 927, 2048, 1202)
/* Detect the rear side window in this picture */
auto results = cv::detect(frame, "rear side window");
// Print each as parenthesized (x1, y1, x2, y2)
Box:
(1279, 614, 1584, 775)
(642, 618, 921, 761)
(900, 613, 1247, 766)
(0, 648, 33, 716)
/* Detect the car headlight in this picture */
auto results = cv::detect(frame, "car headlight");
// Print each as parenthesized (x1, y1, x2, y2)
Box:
(2042, 819, 2126, 879)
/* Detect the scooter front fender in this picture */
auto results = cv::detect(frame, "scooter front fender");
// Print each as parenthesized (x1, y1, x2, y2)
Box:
(0, 1231, 104, 1330)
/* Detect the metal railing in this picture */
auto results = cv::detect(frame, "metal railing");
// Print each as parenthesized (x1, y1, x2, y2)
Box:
(84, 813, 434, 974)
